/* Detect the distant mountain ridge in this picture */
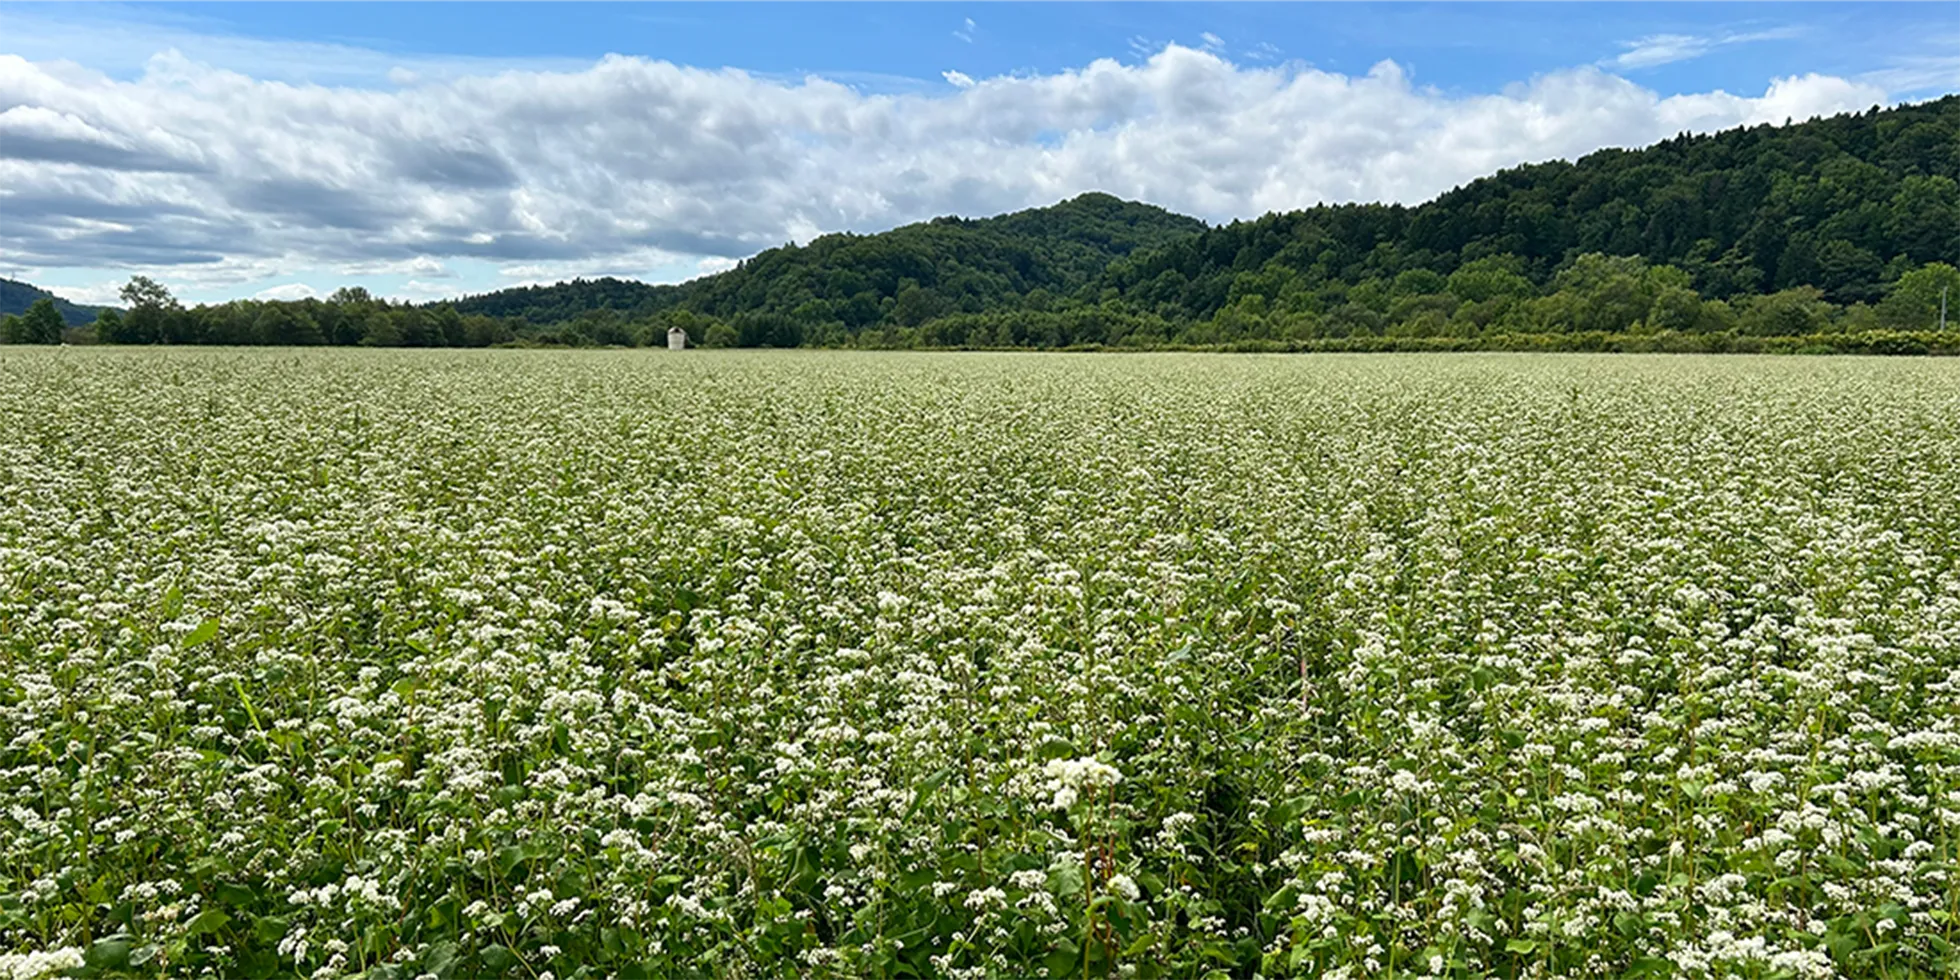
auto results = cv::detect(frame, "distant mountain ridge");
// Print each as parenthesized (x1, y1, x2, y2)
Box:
(0, 278, 114, 327)
(441, 95, 1957, 344)
(448, 192, 1208, 338)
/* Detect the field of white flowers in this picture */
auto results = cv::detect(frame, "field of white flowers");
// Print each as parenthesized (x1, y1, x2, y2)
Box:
(2, 349, 1958, 979)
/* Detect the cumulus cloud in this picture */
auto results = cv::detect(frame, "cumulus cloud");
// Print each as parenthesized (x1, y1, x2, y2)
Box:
(943, 70, 975, 89)
(389, 279, 465, 302)
(49, 280, 128, 306)
(0, 44, 1893, 291)
(253, 282, 318, 301)
(335, 255, 455, 279)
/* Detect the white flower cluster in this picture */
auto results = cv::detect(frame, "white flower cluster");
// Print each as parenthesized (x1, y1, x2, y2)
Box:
(0, 948, 84, 980)
(1042, 756, 1124, 810)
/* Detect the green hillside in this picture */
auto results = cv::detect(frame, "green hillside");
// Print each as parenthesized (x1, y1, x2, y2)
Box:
(0, 277, 113, 327)
(438, 95, 1956, 349)
(1092, 95, 1958, 334)
(449, 192, 1208, 341)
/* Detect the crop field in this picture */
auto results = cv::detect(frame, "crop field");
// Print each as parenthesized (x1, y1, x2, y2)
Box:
(2, 349, 1959, 980)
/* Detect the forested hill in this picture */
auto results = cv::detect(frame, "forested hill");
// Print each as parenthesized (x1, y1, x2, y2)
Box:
(0, 278, 112, 327)
(1096, 94, 1959, 327)
(443, 276, 678, 326)
(448, 193, 1208, 338)
(432, 95, 1956, 349)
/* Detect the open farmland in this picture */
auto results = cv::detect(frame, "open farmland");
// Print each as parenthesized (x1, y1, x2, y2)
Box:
(3, 349, 1959, 979)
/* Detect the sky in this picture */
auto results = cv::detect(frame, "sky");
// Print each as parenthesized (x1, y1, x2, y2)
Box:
(1, 2, 1955, 307)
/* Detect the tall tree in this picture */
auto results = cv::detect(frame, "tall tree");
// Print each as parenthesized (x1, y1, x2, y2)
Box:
(16, 298, 66, 344)
(117, 275, 183, 344)
(1880, 262, 1960, 329)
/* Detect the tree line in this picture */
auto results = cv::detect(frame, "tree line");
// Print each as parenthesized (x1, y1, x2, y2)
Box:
(7, 282, 522, 348)
(10, 255, 1945, 353)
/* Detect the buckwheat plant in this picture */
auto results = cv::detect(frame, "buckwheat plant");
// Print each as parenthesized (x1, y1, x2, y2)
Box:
(2, 349, 1957, 978)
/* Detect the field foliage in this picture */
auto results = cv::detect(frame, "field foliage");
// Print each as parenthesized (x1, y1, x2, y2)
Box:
(3, 350, 1959, 978)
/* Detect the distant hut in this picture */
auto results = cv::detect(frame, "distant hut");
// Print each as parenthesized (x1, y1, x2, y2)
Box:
(667, 325, 687, 350)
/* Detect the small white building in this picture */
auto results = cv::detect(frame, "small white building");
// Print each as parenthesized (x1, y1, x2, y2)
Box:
(667, 325, 687, 350)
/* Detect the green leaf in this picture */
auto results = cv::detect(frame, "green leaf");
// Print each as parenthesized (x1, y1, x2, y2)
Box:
(84, 937, 132, 970)
(254, 915, 289, 944)
(184, 618, 220, 648)
(1505, 939, 1538, 954)
(237, 949, 281, 976)
(422, 941, 460, 979)
(1042, 940, 1081, 978)
(1614, 910, 1644, 937)
(185, 907, 231, 936)
(1626, 956, 1676, 978)
(496, 845, 529, 876)
(479, 945, 519, 972)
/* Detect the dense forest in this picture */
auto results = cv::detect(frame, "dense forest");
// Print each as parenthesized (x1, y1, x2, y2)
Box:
(446, 192, 1209, 346)
(7, 95, 1957, 353)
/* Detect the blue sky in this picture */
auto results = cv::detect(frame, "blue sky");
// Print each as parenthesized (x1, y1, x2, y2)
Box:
(8, 3, 1943, 97)
(1, 2, 1954, 306)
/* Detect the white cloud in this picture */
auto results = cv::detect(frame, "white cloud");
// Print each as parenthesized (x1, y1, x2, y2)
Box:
(943, 70, 975, 89)
(0, 6, 588, 88)
(387, 279, 465, 302)
(1200, 33, 1226, 53)
(1612, 34, 1711, 70)
(954, 18, 976, 44)
(1860, 38, 1960, 96)
(0, 42, 1895, 299)
(1609, 26, 1802, 70)
(253, 282, 318, 302)
(335, 256, 455, 279)
(1244, 42, 1283, 64)
(51, 280, 128, 306)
